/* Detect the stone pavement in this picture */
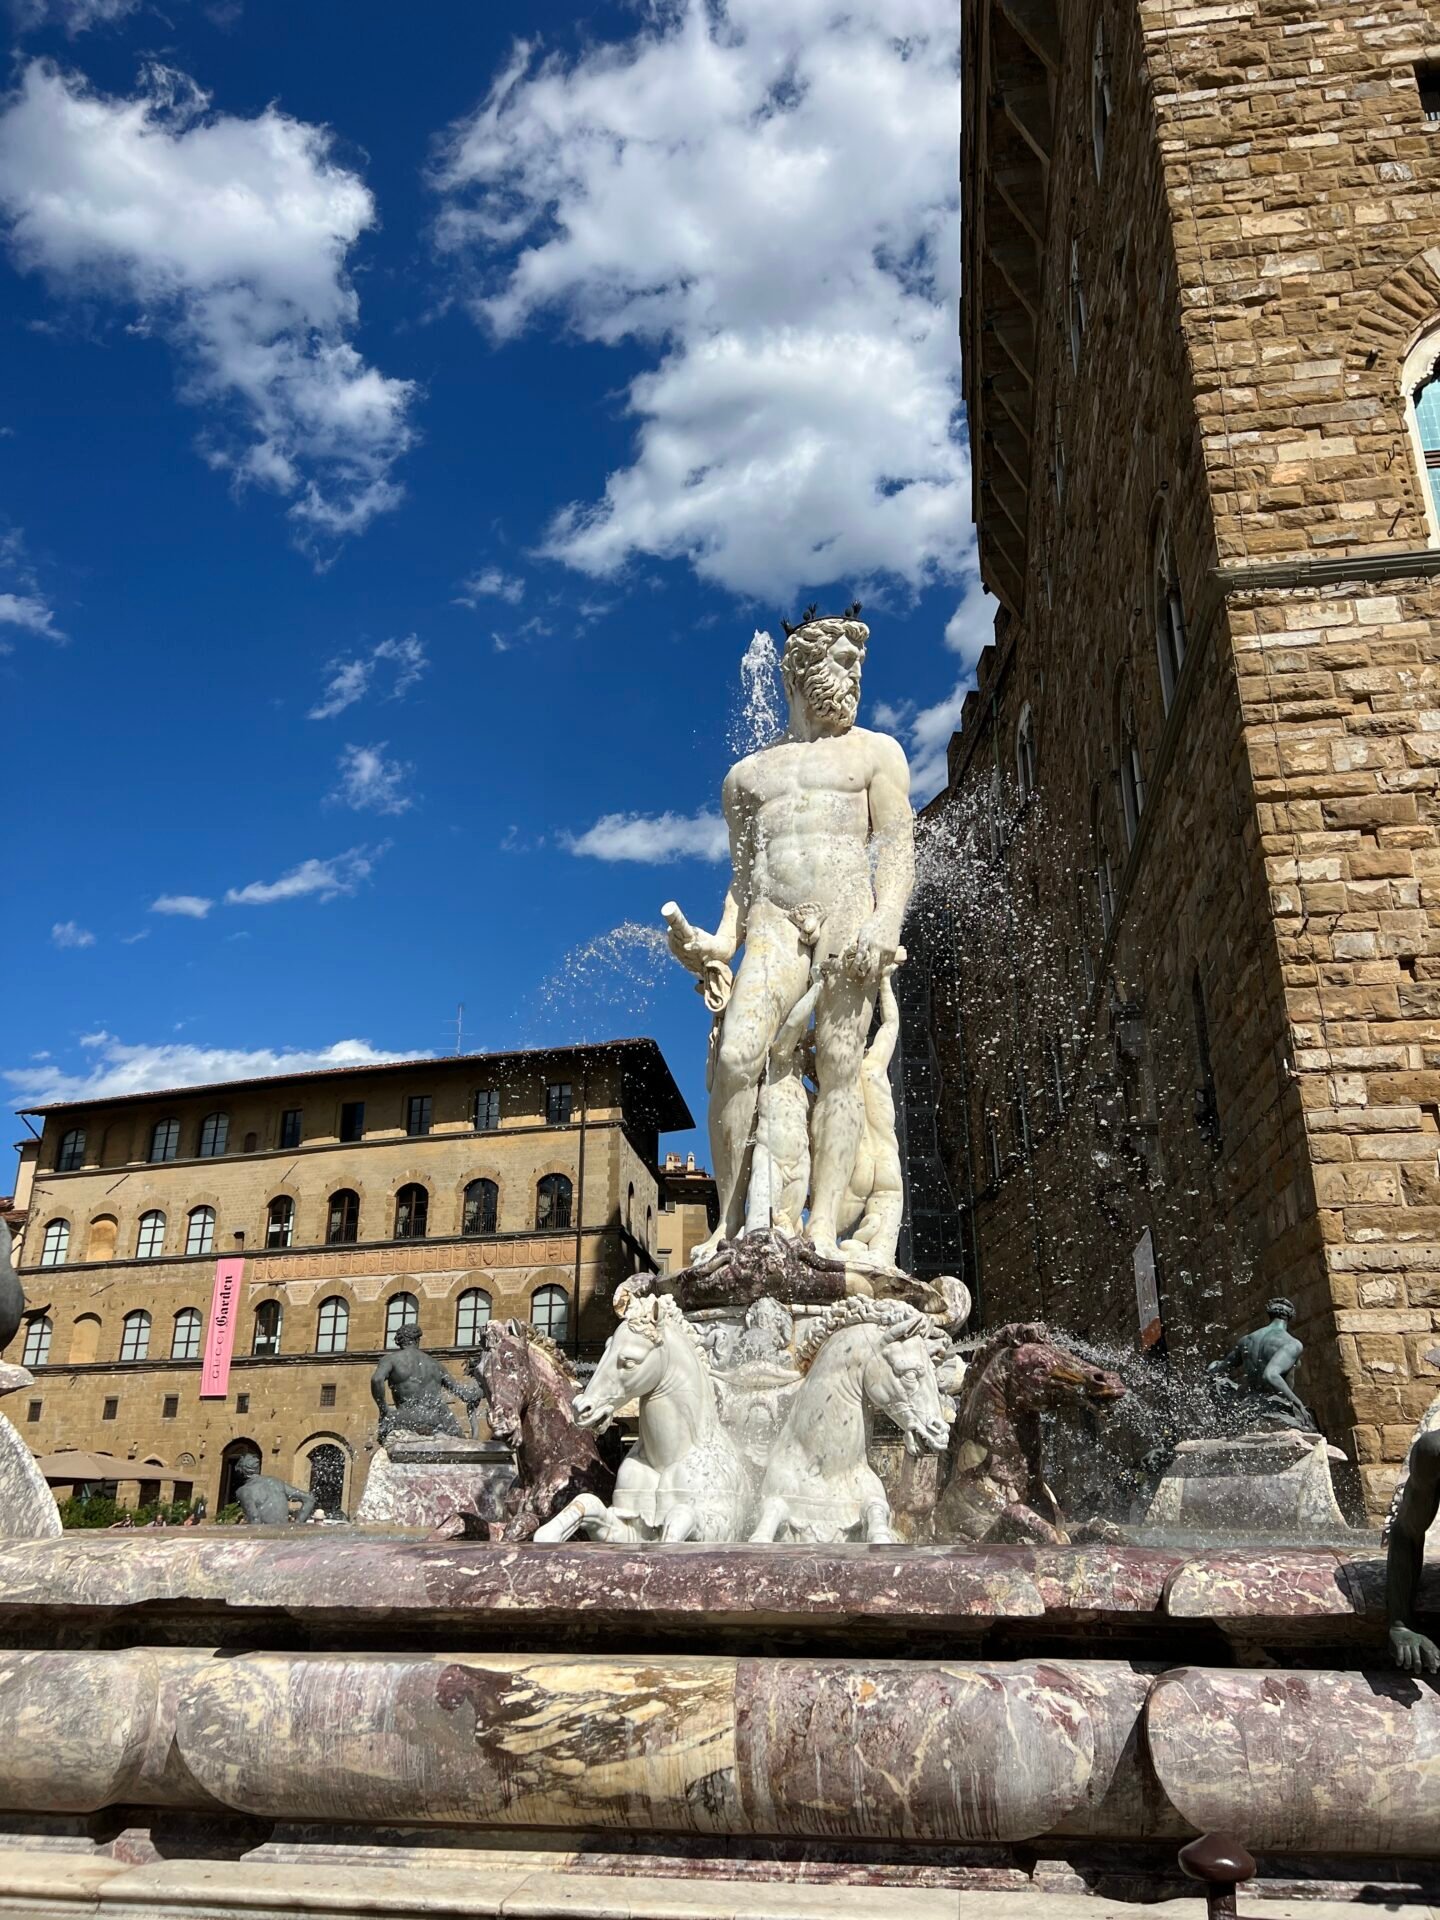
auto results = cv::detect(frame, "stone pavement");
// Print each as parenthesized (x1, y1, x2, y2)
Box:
(0, 1854, 1433, 1920)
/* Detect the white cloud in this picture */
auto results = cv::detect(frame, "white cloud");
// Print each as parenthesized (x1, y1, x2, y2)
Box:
(5, 1033, 421, 1106)
(0, 590, 61, 642)
(223, 844, 383, 906)
(11, 0, 140, 34)
(456, 565, 524, 606)
(943, 572, 998, 668)
(902, 679, 971, 804)
(51, 919, 94, 947)
(328, 742, 413, 816)
(151, 892, 213, 918)
(566, 808, 728, 864)
(433, 2, 969, 600)
(0, 61, 416, 550)
(308, 633, 426, 718)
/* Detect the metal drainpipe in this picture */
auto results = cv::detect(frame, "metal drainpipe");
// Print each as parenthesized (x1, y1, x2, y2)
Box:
(570, 1060, 588, 1361)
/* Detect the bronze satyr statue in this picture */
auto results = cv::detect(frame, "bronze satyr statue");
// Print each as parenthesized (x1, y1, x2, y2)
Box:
(1207, 1296, 1317, 1432)
(233, 1453, 317, 1526)
(1388, 1412, 1440, 1675)
(370, 1322, 473, 1444)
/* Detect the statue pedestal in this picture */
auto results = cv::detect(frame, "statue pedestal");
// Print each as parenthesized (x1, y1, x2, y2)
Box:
(1142, 1427, 1349, 1535)
(353, 1437, 515, 1532)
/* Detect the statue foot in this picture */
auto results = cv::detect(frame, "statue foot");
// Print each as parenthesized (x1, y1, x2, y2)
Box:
(688, 1231, 729, 1267)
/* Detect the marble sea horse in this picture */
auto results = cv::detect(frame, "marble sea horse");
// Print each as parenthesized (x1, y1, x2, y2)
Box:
(749, 1297, 951, 1545)
(534, 1293, 752, 1543)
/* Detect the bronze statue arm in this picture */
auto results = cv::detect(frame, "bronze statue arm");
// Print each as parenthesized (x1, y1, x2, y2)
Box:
(1260, 1348, 1309, 1418)
(286, 1484, 319, 1525)
(1389, 1431, 1440, 1673)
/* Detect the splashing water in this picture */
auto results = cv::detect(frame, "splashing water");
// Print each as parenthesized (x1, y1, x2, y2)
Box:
(728, 629, 782, 757)
(534, 922, 674, 1034)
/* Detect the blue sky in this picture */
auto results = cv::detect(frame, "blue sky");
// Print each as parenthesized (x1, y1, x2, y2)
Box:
(1, 0, 984, 1159)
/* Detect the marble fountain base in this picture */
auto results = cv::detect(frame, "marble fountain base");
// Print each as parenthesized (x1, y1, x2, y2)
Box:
(0, 1532, 1434, 1915)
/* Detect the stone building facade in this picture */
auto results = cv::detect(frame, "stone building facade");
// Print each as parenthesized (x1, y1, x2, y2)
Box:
(910, 0, 1440, 1511)
(6, 1041, 690, 1516)
(654, 1151, 720, 1275)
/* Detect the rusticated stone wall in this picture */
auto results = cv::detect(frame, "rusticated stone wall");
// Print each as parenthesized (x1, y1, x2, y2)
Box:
(939, 0, 1440, 1511)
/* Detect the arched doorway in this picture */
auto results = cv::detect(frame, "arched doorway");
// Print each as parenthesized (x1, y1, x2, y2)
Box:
(305, 1442, 347, 1519)
(218, 1437, 261, 1513)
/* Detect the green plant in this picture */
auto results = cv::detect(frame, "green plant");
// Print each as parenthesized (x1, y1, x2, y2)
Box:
(58, 1494, 120, 1529)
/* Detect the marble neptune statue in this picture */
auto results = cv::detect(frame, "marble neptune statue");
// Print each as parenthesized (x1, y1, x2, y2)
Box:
(664, 609, 914, 1268)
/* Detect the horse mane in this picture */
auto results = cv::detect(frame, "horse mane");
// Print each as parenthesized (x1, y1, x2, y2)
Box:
(796, 1296, 929, 1374)
(619, 1292, 719, 1376)
(951, 1321, 1048, 1429)
(479, 1317, 580, 1386)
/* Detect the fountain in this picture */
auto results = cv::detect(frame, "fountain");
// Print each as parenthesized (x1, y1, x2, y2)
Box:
(0, 621, 1436, 1916)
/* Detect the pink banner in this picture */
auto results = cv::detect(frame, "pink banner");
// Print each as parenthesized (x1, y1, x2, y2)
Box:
(200, 1256, 244, 1399)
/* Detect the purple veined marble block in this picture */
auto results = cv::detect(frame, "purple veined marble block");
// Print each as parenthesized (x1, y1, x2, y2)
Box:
(1147, 1665, 1440, 1855)
(732, 1658, 1096, 1842)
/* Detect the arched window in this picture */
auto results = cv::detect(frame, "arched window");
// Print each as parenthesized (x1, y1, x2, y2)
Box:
(185, 1206, 215, 1257)
(1016, 704, 1037, 800)
(86, 1215, 117, 1261)
(385, 1293, 419, 1348)
(326, 1190, 359, 1245)
(462, 1178, 498, 1236)
(243, 1131, 258, 1153)
(265, 1196, 294, 1249)
(1091, 17, 1111, 178)
(1153, 511, 1187, 710)
(315, 1296, 349, 1355)
(646, 1205, 654, 1249)
(536, 1173, 573, 1231)
(1068, 241, 1086, 370)
(70, 1313, 101, 1364)
(393, 1184, 428, 1241)
(171, 1307, 202, 1361)
(149, 1119, 180, 1163)
(1118, 709, 1145, 848)
(306, 1442, 347, 1517)
(39, 1219, 69, 1267)
(531, 1284, 569, 1344)
(626, 1182, 635, 1234)
(455, 1288, 492, 1345)
(198, 1112, 230, 1158)
(1091, 787, 1115, 934)
(56, 1128, 85, 1172)
(135, 1210, 166, 1259)
(1406, 334, 1440, 538)
(252, 1299, 283, 1357)
(119, 1309, 151, 1362)
(21, 1315, 52, 1368)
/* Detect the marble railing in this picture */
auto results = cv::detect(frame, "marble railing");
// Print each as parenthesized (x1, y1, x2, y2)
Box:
(0, 1538, 1434, 1861)
(0, 1643, 1436, 1855)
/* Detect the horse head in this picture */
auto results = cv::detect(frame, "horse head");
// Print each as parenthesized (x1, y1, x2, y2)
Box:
(1003, 1324, 1127, 1414)
(861, 1308, 951, 1456)
(472, 1318, 534, 1445)
(573, 1295, 671, 1431)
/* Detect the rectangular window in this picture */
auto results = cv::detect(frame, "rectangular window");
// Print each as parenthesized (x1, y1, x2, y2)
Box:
(1418, 63, 1440, 119)
(279, 1108, 303, 1150)
(405, 1094, 433, 1137)
(545, 1082, 573, 1126)
(339, 1101, 365, 1143)
(149, 1118, 180, 1162)
(162, 1394, 179, 1420)
(320, 1382, 337, 1408)
(25, 1400, 40, 1424)
(473, 1088, 500, 1132)
(102, 1396, 118, 1421)
(236, 1392, 250, 1414)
